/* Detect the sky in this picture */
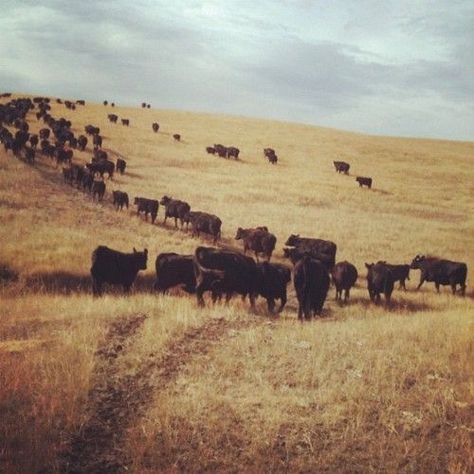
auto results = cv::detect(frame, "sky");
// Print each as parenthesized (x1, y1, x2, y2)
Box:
(1, 0, 473, 140)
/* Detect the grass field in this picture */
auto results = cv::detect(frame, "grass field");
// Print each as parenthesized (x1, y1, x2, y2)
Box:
(0, 94, 473, 473)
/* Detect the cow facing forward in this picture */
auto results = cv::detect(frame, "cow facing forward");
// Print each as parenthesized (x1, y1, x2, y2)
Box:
(410, 255, 467, 295)
(235, 227, 276, 261)
(365, 262, 394, 304)
(90, 246, 148, 296)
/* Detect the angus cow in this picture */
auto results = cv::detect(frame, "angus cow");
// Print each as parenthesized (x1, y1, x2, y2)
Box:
(227, 146, 240, 159)
(85, 124, 100, 135)
(77, 135, 88, 151)
(376, 262, 410, 290)
(112, 190, 129, 210)
(91, 178, 106, 202)
(134, 197, 159, 224)
(70, 164, 85, 188)
(193, 246, 258, 308)
(39, 128, 50, 140)
(264, 148, 278, 164)
(116, 158, 126, 175)
(29, 134, 38, 149)
(108, 114, 118, 123)
(173, 133, 181, 141)
(121, 119, 130, 126)
(152, 122, 159, 132)
(81, 171, 93, 193)
(55, 147, 73, 166)
(160, 196, 191, 228)
(235, 227, 276, 261)
(90, 246, 147, 296)
(214, 144, 227, 157)
(254, 262, 291, 313)
(185, 211, 222, 244)
(103, 100, 108, 106)
(92, 134, 103, 149)
(154, 253, 196, 294)
(206, 146, 215, 154)
(76, 100, 85, 105)
(331, 261, 358, 302)
(365, 263, 394, 304)
(294, 256, 330, 320)
(86, 160, 114, 178)
(410, 255, 467, 295)
(93, 149, 108, 162)
(333, 161, 350, 174)
(356, 176, 372, 188)
(285, 234, 337, 270)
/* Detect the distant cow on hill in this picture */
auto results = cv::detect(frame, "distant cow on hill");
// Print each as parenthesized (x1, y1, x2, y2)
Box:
(90, 246, 148, 296)
(366, 262, 394, 304)
(86, 160, 114, 179)
(121, 119, 130, 126)
(91, 178, 106, 202)
(134, 197, 159, 224)
(112, 191, 129, 210)
(77, 135, 87, 151)
(356, 176, 372, 188)
(294, 256, 330, 319)
(410, 255, 467, 295)
(214, 144, 227, 157)
(160, 196, 191, 228)
(154, 253, 196, 294)
(116, 158, 126, 175)
(331, 261, 358, 302)
(227, 146, 240, 159)
(333, 161, 350, 174)
(173, 133, 181, 141)
(152, 122, 159, 132)
(108, 114, 118, 123)
(235, 227, 276, 261)
(264, 148, 278, 164)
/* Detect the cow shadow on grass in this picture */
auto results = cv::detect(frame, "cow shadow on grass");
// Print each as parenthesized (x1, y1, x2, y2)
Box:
(346, 294, 431, 313)
(370, 188, 392, 196)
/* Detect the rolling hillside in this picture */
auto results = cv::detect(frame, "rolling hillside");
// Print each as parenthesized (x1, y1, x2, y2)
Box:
(0, 94, 473, 473)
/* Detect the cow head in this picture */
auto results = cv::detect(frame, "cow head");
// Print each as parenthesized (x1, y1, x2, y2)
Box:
(365, 263, 374, 270)
(133, 247, 148, 270)
(235, 227, 244, 240)
(285, 234, 299, 246)
(160, 195, 171, 205)
(410, 254, 425, 269)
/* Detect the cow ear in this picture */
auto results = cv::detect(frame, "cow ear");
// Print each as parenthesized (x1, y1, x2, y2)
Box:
(144, 248, 148, 255)
(133, 247, 137, 253)
(365, 263, 371, 269)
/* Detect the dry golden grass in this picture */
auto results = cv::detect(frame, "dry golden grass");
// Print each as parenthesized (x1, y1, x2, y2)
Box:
(0, 93, 473, 473)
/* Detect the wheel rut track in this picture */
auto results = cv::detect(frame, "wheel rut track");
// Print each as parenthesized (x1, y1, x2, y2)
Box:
(61, 314, 258, 474)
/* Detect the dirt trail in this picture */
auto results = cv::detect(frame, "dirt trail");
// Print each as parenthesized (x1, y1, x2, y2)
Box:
(61, 314, 257, 474)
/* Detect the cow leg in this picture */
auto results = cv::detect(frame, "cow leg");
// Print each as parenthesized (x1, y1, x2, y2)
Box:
(195, 286, 205, 307)
(460, 283, 466, 296)
(278, 293, 287, 313)
(400, 279, 406, 290)
(249, 294, 256, 311)
(344, 288, 350, 302)
(435, 282, 440, 293)
(92, 279, 102, 297)
(163, 215, 167, 225)
(266, 298, 275, 314)
(174, 217, 178, 228)
(416, 276, 425, 290)
(450, 282, 457, 295)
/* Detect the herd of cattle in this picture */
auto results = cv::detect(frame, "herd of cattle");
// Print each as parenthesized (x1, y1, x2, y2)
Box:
(0, 94, 469, 320)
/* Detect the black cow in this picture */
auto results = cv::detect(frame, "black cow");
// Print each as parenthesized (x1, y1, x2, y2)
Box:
(331, 261, 358, 302)
(76, 100, 85, 105)
(121, 119, 130, 126)
(91, 179, 106, 202)
(284, 234, 337, 270)
(116, 158, 126, 175)
(29, 134, 38, 149)
(376, 262, 410, 290)
(173, 133, 181, 141)
(193, 246, 258, 308)
(86, 160, 114, 178)
(134, 197, 159, 224)
(154, 253, 196, 294)
(160, 196, 191, 228)
(264, 148, 278, 164)
(93, 134, 103, 149)
(294, 256, 330, 319)
(70, 164, 85, 187)
(77, 135, 88, 151)
(112, 190, 129, 210)
(333, 161, 350, 174)
(39, 128, 50, 140)
(81, 171, 93, 192)
(206, 146, 215, 154)
(365, 263, 394, 304)
(108, 114, 118, 123)
(185, 211, 222, 244)
(410, 255, 467, 295)
(152, 122, 159, 132)
(235, 227, 276, 261)
(254, 262, 291, 313)
(227, 146, 240, 159)
(93, 149, 108, 162)
(85, 124, 100, 135)
(214, 144, 227, 157)
(356, 176, 372, 188)
(90, 246, 147, 296)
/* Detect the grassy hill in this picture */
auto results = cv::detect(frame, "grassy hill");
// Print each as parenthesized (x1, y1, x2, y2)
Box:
(0, 94, 473, 473)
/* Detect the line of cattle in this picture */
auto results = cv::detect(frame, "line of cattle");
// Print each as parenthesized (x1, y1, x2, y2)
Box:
(0, 94, 469, 320)
(333, 160, 373, 189)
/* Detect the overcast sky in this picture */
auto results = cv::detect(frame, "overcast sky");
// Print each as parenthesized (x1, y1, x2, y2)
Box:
(1, 0, 473, 140)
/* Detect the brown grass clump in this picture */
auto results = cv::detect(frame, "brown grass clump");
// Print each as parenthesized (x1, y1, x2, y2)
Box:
(0, 94, 473, 473)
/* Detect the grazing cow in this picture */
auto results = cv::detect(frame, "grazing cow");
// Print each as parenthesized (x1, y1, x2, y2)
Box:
(111, 103, 115, 107)
(410, 255, 467, 295)
(264, 148, 278, 164)
(214, 144, 227, 158)
(227, 146, 240, 159)
(76, 100, 85, 105)
(103, 100, 108, 106)
(55, 147, 73, 166)
(112, 190, 129, 210)
(333, 161, 350, 174)
(160, 196, 191, 228)
(235, 227, 277, 261)
(93, 134, 102, 149)
(108, 114, 118, 123)
(81, 170, 93, 193)
(284, 234, 337, 270)
(91, 177, 106, 202)
(173, 133, 181, 141)
(294, 256, 330, 320)
(134, 197, 159, 224)
(121, 119, 130, 126)
(185, 211, 222, 244)
(154, 253, 196, 294)
(152, 122, 159, 132)
(77, 135, 88, 151)
(90, 246, 148, 296)
(116, 158, 126, 175)
(254, 262, 291, 313)
(206, 146, 215, 154)
(376, 262, 410, 290)
(365, 263, 394, 304)
(331, 261, 358, 302)
(193, 246, 258, 307)
(356, 176, 372, 188)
